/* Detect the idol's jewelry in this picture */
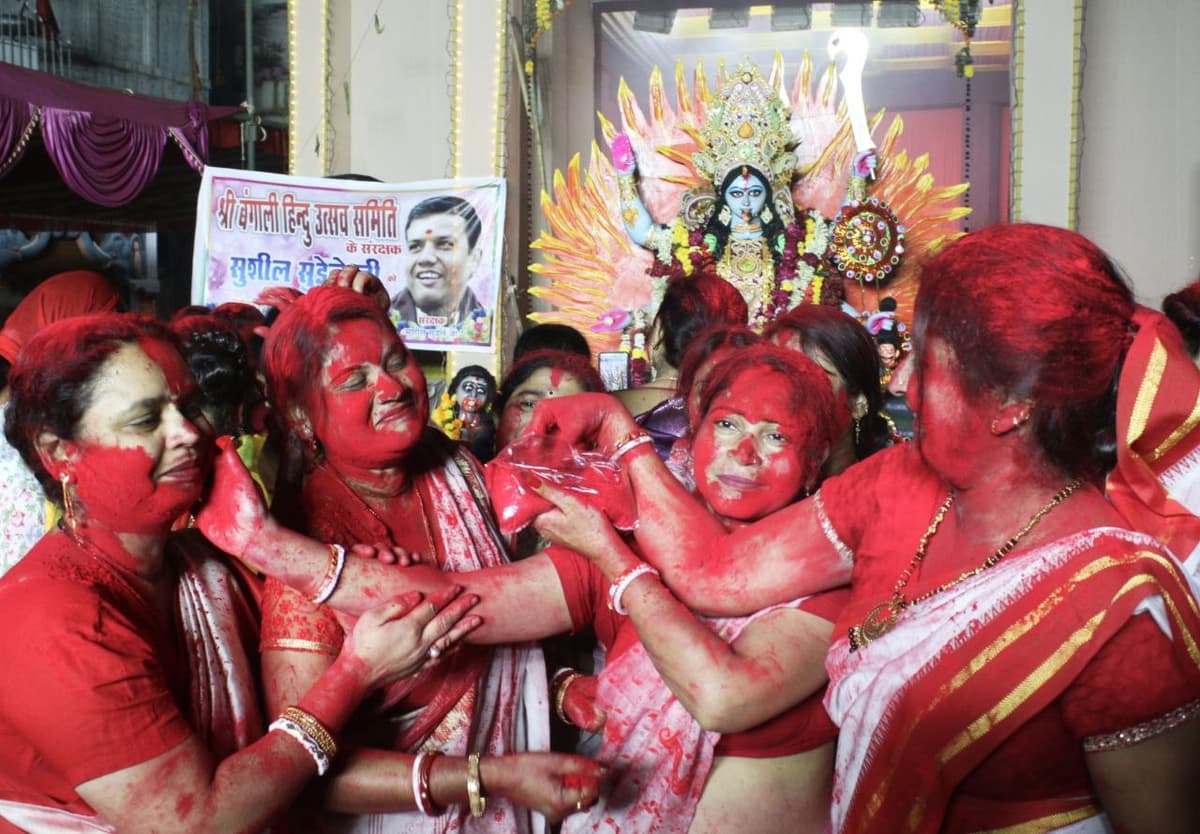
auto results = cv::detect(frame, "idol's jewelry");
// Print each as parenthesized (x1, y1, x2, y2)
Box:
(718, 204, 733, 226)
(466, 752, 487, 819)
(311, 544, 347, 604)
(608, 563, 661, 615)
(848, 480, 1083, 652)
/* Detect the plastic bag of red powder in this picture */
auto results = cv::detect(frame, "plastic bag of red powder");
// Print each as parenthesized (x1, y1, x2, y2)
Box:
(486, 434, 637, 536)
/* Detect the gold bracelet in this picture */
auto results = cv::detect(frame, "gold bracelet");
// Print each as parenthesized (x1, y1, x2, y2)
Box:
(553, 671, 582, 724)
(281, 706, 338, 759)
(466, 752, 487, 819)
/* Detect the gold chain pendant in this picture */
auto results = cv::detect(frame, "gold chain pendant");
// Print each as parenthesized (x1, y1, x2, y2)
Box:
(848, 600, 902, 652)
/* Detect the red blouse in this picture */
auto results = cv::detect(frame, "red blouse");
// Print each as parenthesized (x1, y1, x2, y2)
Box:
(0, 533, 192, 814)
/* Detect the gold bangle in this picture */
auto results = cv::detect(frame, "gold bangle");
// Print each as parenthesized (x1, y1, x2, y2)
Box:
(466, 752, 487, 819)
(281, 706, 338, 759)
(553, 671, 582, 725)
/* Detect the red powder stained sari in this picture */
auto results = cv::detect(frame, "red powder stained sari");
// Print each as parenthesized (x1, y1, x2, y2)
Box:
(815, 441, 1200, 834)
(261, 432, 549, 834)
(0, 531, 262, 833)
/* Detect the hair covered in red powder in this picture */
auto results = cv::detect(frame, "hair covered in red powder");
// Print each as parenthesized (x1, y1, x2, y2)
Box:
(261, 286, 403, 434)
(652, 270, 750, 368)
(4, 313, 183, 504)
(696, 344, 848, 481)
(914, 223, 1134, 479)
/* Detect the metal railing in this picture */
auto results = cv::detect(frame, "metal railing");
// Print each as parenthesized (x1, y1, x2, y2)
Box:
(0, 1, 71, 78)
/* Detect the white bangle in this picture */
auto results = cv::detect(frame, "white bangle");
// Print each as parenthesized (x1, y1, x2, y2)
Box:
(610, 433, 654, 465)
(312, 544, 347, 604)
(607, 563, 660, 615)
(270, 717, 332, 776)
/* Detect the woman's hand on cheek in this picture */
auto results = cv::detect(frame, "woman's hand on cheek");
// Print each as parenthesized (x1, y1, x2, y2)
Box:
(195, 435, 270, 559)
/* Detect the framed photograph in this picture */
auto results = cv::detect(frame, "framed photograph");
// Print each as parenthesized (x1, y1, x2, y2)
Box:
(598, 351, 630, 392)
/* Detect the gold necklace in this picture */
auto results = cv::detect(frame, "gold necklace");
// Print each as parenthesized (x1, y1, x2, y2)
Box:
(847, 479, 1083, 652)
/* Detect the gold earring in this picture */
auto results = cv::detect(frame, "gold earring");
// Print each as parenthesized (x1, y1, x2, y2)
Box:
(60, 472, 78, 531)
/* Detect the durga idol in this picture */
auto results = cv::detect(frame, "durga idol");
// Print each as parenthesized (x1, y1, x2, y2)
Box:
(613, 61, 858, 328)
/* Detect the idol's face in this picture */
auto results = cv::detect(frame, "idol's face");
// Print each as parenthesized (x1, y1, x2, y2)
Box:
(878, 342, 900, 370)
(454, 374, 491, 405)
(723, 172, 767, 224)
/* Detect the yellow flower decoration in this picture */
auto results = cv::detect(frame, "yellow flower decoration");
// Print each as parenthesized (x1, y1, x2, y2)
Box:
(671, 221, 689, 248)
(810, 274, 825, 304)
(432, 392, 463, 440)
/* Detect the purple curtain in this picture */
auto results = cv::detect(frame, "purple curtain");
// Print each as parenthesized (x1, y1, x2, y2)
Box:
(0, 96, 37, 178)
(40, 107, 167, 208)
(0, 63, 242, 208)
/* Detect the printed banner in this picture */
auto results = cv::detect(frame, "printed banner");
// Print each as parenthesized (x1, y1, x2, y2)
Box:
(192, 167, 506, 352)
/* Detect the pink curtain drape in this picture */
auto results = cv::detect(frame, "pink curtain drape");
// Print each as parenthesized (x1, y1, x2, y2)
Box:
(40, 108, 167, 207)
(0, 63, 239, 208)
(0, 95, 37, 178)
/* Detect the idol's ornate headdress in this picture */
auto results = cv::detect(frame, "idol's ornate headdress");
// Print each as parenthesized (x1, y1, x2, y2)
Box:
(682, 61, 798, 230)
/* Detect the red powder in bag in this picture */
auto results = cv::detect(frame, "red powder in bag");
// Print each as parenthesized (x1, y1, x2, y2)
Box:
(486, 434, 637, 535)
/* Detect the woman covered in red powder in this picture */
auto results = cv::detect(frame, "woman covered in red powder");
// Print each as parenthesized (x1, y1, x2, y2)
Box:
(523, 224, 1200, 833)
(256, 286, 601, 832)
(494, 348, 605, 453)
(540, 345, 850, 834)
(0, 314, 475, 833)
(196, 340, 853, 833)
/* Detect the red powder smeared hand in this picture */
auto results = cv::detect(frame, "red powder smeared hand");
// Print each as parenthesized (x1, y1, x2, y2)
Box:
(485, 434, 636, 535)
(195, 435, 268, 558)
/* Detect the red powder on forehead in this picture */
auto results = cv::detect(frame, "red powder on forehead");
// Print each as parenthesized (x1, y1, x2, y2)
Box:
(549, 366, 565, 389)
(261, 286, 394, 424)
(137, 336, 192, 395)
